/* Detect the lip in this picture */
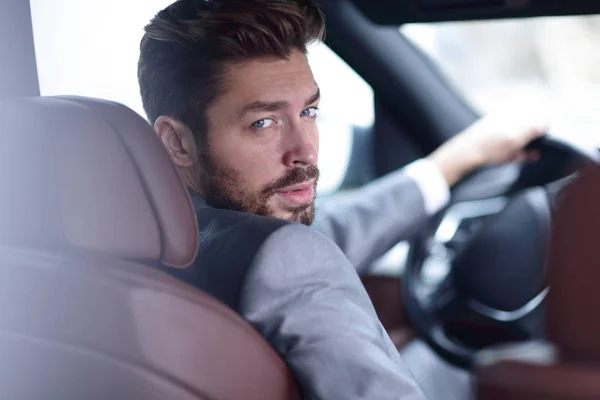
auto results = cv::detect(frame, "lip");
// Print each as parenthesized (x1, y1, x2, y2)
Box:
(276, 180, 315, 206)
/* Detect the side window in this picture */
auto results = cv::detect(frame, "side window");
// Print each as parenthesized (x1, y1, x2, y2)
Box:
(401, 17, 600, 147)
(306, 41, 374, 195)
(29, 0, 171, 116)
(29, 1, 374, 196)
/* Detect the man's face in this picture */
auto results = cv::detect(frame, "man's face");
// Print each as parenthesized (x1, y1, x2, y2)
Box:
(198, 49, 320, 225)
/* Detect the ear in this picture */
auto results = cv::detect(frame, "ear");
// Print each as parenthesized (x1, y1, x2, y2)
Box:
(154, 116, 197, 168)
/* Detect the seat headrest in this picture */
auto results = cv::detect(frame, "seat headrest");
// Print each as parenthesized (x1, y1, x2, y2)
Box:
(546, 165, 600, 362)
(0, 96, 198, 268)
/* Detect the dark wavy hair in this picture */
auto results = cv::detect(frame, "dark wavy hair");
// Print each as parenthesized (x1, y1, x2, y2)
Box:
(138, 0, 325, 142)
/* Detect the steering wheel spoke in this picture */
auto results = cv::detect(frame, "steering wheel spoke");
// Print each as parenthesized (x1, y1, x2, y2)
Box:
(425, 277, 462, 319)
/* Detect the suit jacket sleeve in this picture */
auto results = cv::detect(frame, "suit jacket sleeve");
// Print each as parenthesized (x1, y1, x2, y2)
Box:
(239, 224, 427, 400)
(313, 167, 430, 274)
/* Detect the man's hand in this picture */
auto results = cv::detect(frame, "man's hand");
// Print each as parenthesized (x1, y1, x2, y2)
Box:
(427, 113, 547, 187)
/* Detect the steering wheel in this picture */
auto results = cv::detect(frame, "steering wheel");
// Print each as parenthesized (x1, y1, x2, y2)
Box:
(402, 136, 599, 369)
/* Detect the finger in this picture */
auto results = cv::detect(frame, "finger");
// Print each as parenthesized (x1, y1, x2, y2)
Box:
(512, 150, 541, 163)
(526, 150, 541, 162)
(525, 125, 548, 141)
(512, 153, 527, 163)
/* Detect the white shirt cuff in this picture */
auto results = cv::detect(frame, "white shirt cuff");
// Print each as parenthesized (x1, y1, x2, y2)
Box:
(403, 158, 450, 215)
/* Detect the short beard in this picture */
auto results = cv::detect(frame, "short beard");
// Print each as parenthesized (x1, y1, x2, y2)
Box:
(197, 149, 319, 226)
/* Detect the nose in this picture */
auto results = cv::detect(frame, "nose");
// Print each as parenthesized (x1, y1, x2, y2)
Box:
(282, 122, 318, 168)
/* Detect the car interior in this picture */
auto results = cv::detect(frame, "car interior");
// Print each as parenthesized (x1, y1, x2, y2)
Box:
(0, 95, 302, 399)
(2, 0, 600, 399)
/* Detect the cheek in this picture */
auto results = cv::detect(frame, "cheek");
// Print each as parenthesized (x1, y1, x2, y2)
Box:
(212, 135, 282, 189)
(313, 126, 320, 161)
(304, 123, 320, 164)
(240, 154, 280, 190)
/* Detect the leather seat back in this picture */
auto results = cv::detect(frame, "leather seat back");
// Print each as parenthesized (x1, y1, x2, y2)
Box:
(476, 357, 600, 400)
(0, 96, 301, 399)
(476, 166, 600, 400)
(0, 96, 197, 267)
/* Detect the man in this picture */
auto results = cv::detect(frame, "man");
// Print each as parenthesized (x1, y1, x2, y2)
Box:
(138, 1, 544, 398)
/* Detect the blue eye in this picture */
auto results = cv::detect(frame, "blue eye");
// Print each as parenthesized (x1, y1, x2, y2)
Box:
(252, 119, 274, 129)
(301, 107, 318, 118)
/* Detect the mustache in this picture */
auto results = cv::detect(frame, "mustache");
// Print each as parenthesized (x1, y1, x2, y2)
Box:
(263, 165, 320, 195)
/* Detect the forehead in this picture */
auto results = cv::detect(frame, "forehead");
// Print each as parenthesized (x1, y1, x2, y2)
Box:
(220, 50, 318, 107)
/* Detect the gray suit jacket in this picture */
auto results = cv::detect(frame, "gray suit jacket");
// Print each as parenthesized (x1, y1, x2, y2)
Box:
(164, 170, 428, 400)
(313, 168, 428, 274)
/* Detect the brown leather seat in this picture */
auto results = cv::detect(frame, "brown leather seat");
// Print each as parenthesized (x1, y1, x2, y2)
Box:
(0, 96, 301, 399)
(475, 166, 600, 400)
(362, 276, 414, 350)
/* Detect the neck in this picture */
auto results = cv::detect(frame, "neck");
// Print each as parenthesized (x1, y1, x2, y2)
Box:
(179, 166, 203, 196)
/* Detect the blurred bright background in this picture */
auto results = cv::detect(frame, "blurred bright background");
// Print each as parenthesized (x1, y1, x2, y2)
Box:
(402, 17, 600, 148)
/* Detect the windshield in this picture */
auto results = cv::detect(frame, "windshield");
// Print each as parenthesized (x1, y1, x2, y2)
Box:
(401, 16, 600, 148)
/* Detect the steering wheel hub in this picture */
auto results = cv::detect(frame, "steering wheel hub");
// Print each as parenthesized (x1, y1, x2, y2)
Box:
(452, 188, 550, 312)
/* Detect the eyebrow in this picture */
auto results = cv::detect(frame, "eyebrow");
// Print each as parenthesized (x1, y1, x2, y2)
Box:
(238, 88, 320, 119)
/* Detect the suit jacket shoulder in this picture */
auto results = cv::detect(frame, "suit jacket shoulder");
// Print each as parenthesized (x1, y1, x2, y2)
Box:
(241, 223, 427, 400)
(162, 193, 427, 399)
(165, 198, 290, 310)
(314, 169, 427, 273)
